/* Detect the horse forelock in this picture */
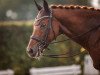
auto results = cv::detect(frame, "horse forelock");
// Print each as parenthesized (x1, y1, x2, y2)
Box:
(50, 4, 100, 12)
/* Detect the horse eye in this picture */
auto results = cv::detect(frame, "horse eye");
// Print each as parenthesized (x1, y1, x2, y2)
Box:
(40, 24, 46, 28)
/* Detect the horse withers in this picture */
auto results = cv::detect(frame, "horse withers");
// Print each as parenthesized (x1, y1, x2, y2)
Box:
(27, 0, 100, 70)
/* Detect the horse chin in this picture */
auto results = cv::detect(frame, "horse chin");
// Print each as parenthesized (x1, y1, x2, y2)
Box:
(33, 44, 48, 59)
(33, 49, 45, 60)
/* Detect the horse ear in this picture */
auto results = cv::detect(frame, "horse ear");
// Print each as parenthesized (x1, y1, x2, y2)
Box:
(43, 0, 50, 13)
(34, 0, 42, 11)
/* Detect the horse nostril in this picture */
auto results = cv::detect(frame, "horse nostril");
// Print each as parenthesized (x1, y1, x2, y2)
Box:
(27, 47, 33, 53)
(29, 48, 33, 53)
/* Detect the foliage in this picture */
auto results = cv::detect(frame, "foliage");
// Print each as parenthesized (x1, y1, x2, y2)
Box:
(0, 24, 32, 75)
(0, 21, 87, 75)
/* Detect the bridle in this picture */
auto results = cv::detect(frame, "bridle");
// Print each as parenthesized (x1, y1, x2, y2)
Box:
(30, 8, 100, 58)
(30, 8, 57, 57)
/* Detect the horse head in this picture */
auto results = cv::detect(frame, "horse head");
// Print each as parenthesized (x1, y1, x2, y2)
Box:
(27, 0, 61, 59)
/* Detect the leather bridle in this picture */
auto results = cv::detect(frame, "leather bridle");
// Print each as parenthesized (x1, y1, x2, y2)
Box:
(30, 8, 100, 58)
(30, 9, 56, 56)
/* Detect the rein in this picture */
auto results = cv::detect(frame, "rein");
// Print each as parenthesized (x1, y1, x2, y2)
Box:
(44, 23, 100, 58)
(31, 8, 100, 58)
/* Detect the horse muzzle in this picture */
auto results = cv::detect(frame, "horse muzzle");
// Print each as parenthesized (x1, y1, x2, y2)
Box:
(26, 45, 45, 59)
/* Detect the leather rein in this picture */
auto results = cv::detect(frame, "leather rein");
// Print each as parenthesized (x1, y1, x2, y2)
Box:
(31, 8, 100, 58)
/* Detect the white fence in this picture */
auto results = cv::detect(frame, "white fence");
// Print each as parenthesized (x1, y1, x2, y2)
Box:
(30, 65, 81, 75)
(84, 55, 99, 75)
(0, 69, 14, 75)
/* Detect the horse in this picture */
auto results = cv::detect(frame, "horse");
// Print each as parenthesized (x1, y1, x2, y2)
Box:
(27, 0, 100, 70)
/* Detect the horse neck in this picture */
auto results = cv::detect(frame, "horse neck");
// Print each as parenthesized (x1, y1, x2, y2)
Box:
(53, 8, 100, 49)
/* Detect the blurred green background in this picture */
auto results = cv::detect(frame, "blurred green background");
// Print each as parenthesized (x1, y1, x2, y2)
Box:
(0, 0, 91, 75)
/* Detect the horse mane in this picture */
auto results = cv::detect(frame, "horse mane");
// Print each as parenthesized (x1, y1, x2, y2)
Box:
(50, 5, 100, 12)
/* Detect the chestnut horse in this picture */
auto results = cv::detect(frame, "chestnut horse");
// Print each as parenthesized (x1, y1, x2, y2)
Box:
(27, 0, 100, 70)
